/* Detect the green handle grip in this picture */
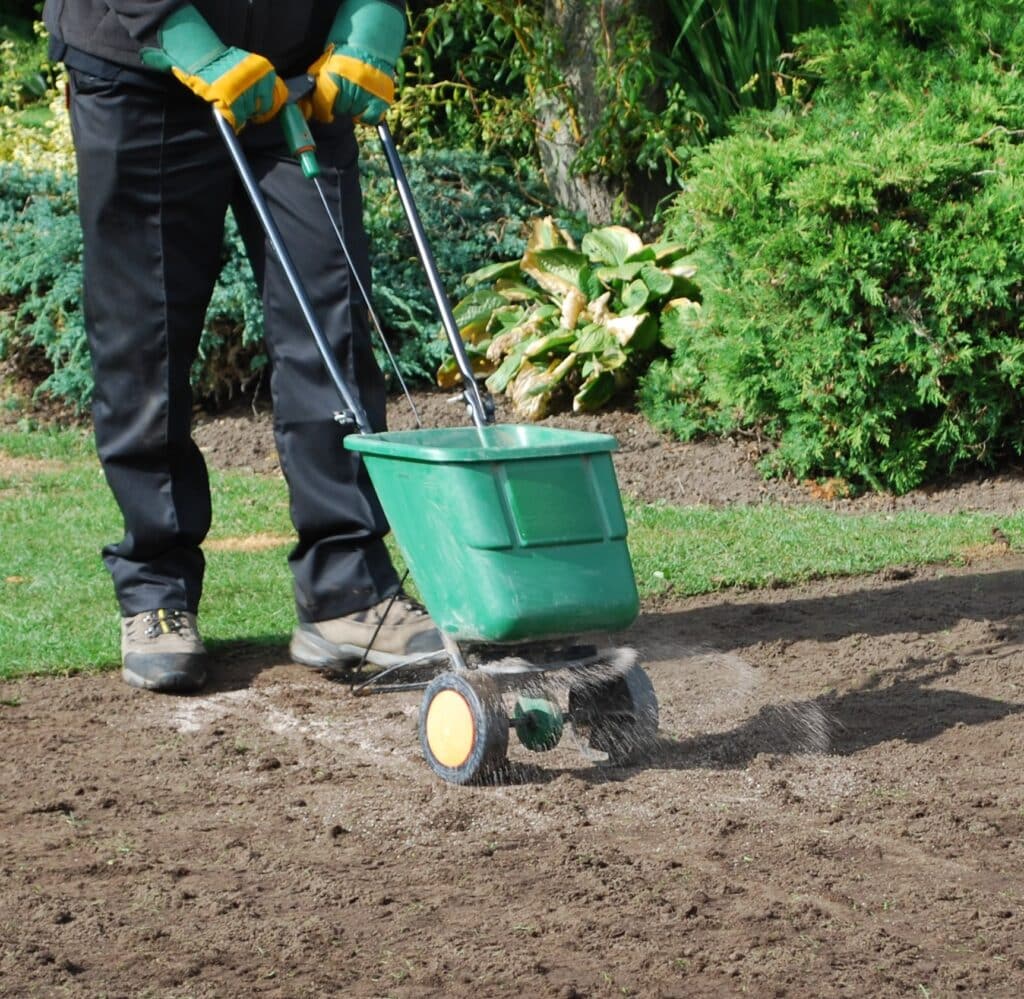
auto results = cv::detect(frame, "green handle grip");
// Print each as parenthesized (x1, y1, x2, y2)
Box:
(281, 103, 320, 178)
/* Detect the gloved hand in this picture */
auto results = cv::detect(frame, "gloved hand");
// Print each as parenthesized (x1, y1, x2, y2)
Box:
(305, 0, 406, 125)
(140, 4, 287, 131)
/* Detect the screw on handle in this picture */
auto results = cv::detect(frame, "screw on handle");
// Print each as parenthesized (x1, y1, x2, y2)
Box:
(280, 103, 320, 179)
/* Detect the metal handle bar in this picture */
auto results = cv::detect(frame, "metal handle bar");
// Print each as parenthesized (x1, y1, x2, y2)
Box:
(213, 109, 372, 434)
(375, 122, 494, 430)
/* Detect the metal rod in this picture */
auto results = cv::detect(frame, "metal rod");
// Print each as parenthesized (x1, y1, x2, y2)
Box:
(349, 651, 450, 697)
(350, 676, 431, 697)
(213, 110, 372, 434)
(376, 122, 492, 430)
(311, 176, 422, 429)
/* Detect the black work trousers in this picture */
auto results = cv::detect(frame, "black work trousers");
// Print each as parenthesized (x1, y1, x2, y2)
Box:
(68, 68, 400, 622)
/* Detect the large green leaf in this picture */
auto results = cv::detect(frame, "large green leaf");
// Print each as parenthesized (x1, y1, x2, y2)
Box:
(485, 343, 529, 394)
(453, 289, 510, 342)
(524, 329, 576, 359)
(464, 259, 521, 288)
(574, 323, 617, 355)
(624, 247, 657, 264)
(621, 279, 652, 313)
(598, 343, 628, 371)
(652, 240, 690, 264)
(594, 261, 646, 285)
(549, 351, 577, 385)
(582, 226, 645, 266)
(641, 265, 675, 298)
(494, 279, 540, 303)
(577, 327, 628, 372)
(487, 304, 528, 334)
(573, 371, 616, 412)
(521, 246, 588, 297)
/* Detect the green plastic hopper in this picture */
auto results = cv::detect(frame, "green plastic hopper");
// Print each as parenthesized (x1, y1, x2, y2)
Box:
(345, 424, 639, 642)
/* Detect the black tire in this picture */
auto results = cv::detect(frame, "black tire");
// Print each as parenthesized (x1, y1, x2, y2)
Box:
(419, 672, 509, 784)
(568, 664, 659, 765)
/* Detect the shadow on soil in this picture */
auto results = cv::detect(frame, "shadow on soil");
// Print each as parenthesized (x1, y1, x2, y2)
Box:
(648, 662, 1024, 773)
(628, 566, 1024, 775)
(518, 671, 1024, 786)
(645, 568, 1024, 649)
(202, 637, 292, 691)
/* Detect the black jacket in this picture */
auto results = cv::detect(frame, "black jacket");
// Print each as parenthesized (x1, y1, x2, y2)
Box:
(43, 0, 405, 75)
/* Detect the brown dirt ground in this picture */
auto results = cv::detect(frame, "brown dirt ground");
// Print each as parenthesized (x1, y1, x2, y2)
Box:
(3, 391, 1024, 997)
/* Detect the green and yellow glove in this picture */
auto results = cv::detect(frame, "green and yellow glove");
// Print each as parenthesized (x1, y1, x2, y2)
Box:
(140, 4, 287, 131)
(305, 0, 406, 125)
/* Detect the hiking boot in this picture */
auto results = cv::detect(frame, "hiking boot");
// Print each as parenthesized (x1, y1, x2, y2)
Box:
(290, 593, 445, 671)
(121, 609, 207, 693)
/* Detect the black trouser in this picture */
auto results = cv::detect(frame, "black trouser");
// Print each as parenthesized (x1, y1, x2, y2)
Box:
(68, 68, 400, 622)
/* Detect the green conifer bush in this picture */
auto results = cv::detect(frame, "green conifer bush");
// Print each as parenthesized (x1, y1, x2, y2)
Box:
(642, 0, 1024, 493)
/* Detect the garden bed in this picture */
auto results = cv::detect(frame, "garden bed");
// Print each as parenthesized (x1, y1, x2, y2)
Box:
(1, 392, 1023, 996)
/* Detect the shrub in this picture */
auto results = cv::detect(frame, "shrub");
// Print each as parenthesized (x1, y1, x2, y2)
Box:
(641, 0, 1024, 494)
(442, 217, 699, 419)
(0, 16, 56, 110)
(0, 144, 549, 410)
(0, 166, 87, 402)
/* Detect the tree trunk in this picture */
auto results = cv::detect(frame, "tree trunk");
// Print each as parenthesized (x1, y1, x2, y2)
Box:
(535, 0, 671, 224)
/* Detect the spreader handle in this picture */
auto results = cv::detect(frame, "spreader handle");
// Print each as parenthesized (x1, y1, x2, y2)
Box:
(376, 122, 494, 429)
(213, 108, 371, 433)
(280, 104, 320, 179)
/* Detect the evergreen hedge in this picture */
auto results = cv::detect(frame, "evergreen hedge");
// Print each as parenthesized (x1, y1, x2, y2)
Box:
(642, 0, 1024, 493)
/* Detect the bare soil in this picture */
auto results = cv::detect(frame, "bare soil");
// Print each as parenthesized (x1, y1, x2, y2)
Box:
(3, 392, 1024, 998)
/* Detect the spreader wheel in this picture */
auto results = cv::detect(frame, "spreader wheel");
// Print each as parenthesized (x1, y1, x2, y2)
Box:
(419, 672, 509, 784)
(512, 695, 564, 752)
(568, 664, 659, 765)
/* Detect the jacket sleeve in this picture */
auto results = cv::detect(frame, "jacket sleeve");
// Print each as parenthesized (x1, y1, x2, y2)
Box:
(103, 0, 188, 45)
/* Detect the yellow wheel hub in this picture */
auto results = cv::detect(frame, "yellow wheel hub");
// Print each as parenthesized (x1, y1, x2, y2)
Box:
(425, 689, 476, 768)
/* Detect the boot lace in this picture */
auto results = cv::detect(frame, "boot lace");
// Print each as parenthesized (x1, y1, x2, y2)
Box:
(142, 609, 191, 639)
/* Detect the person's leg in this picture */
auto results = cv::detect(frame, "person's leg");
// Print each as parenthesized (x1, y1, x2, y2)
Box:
(69, 70, 232, 687)
(232, 122, 441, 668)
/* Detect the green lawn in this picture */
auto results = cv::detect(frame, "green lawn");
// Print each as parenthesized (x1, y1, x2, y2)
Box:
(3, 425, 1022, 679)
(627, 501, 1024, 595)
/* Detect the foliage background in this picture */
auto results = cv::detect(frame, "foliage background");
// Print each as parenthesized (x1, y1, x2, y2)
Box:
(1, 0, 832, 411)
(0, 149, 551, 409)
(4, 1, 1024, 497)
(642, 0, 1024, 493)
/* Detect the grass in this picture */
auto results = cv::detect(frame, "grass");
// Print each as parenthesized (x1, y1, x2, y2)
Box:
(627, 501, 1024, 596)
(3, 424, 1024, 680)
(1, 426, 297, 678)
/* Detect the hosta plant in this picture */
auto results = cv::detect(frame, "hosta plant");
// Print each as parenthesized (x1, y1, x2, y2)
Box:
(439, 217, 699, 419)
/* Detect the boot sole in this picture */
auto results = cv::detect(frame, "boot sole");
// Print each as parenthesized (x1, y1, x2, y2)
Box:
(122, 666, 207, 693)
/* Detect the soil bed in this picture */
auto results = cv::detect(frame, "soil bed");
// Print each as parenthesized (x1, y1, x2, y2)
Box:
(2, 392, 1024, 997)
